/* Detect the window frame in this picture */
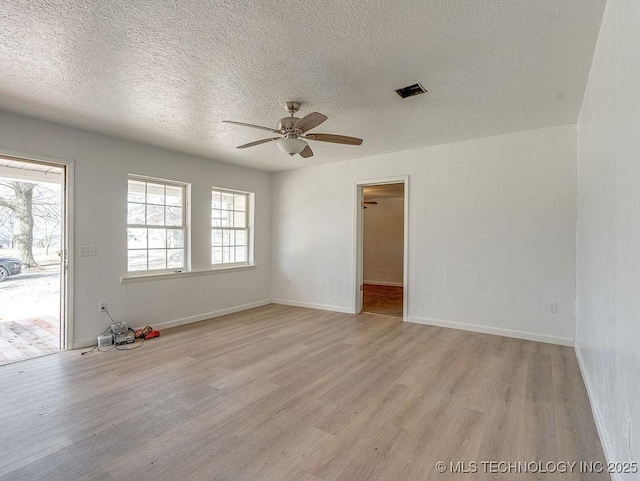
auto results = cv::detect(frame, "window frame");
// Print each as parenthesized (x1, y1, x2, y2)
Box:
(211, 187, 254, 268)
(127, 174, 190, 274)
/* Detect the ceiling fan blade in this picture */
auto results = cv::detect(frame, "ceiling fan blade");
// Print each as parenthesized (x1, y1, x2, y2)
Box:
(299, 144, 314, 158)
(223, 120, 281, 134)
(306, 133, 363, 145)
(294, 112, 327, 133)
(236, 137, 281, 149)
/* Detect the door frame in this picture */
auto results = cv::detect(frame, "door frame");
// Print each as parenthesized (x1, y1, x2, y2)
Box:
(0, 148, 74, 350)
(353, 175, 409, 321)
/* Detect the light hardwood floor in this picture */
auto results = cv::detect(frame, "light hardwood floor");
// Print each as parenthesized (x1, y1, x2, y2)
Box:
(0, 305, 608, 481)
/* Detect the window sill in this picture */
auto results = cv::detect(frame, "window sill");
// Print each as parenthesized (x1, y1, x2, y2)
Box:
(120, 264, 257, 284)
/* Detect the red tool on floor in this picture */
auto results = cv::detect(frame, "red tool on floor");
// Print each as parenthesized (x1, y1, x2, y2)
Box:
(144, 330, 160, 340)
(134, 325, 159, 340)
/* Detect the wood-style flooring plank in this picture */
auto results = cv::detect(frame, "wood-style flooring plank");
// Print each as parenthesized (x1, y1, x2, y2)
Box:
(0, 304, 608, 481)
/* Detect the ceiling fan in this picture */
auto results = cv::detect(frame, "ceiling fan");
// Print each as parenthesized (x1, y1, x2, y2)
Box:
(223, 101, 363, 158)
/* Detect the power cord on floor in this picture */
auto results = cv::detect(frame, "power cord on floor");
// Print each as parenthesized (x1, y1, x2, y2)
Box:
(81, 307, 146, 355)
(115, 337, 146, 350)
(81, 323, 112, 355)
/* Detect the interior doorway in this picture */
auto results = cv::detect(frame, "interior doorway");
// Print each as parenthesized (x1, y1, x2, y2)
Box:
(0, 156, 67, 364)
(355, 177, 408, 320)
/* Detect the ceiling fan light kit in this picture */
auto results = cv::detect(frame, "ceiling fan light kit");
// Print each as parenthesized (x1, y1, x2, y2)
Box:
(223, 101, 363, 159)
(277, 137, 307, 155)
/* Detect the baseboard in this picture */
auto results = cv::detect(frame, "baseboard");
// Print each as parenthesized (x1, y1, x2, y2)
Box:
(73, 338, 98, 350)
(363, 280, 403, 287)
(407, 315, 574, 346)
(146, 299, 273, 331)
(574, 342, 619, 481)
(271, 298, 353, 314)
(72, 299, 272, 349)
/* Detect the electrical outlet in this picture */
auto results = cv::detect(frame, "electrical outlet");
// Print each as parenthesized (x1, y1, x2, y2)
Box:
(548, 302, 558, 314)
(98, 301, 107, 312)
(79, 246, 97, 257)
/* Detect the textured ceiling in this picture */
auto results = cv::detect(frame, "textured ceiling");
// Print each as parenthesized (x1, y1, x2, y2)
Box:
(0, 0, 606, 172)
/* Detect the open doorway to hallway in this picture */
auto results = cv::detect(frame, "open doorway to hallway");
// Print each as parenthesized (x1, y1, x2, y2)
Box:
(0, 157, 66, 364)
(361, 183, 405, 318)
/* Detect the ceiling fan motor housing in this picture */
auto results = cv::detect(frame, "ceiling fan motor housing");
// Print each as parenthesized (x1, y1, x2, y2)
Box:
(278, 116, 300, 132)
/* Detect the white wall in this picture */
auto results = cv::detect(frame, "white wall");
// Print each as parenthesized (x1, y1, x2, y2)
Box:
(0, 111, 272, 346)
(576, 0, 640, 474)
(363, 197, 404, 286)
(272, 125, 577, 344)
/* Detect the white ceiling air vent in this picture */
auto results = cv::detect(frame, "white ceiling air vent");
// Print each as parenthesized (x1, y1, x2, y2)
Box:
(395, 83, 427, 99)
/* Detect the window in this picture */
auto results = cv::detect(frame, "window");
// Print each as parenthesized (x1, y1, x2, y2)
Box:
(211, 188, 252, 266)
(127, 176, 187, 272)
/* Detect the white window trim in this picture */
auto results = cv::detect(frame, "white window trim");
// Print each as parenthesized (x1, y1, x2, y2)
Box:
(120, 264, 257, 284)
(127, 174, 190, 275)
(211, 187, 255, 267)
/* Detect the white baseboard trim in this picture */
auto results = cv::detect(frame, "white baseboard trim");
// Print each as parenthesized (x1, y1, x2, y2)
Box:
(73, 338, 98, 350)
(407, 315, 574, 346)
(574, 342, 618, 481)
(271, 298, 353, 314)
(145, 299, 273, 331)
(363, 280, 403, 287)
(72, 299, 272, 350)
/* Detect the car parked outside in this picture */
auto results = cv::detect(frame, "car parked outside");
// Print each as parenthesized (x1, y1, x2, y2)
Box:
(0, 257, 22, 282)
